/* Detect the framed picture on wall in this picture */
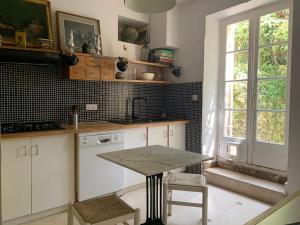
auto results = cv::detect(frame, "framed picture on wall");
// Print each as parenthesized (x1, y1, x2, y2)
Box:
(0, 0, 54, 48)
(56, 11, 102, 54)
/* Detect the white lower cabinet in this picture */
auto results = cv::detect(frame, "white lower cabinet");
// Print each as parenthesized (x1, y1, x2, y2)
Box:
(148, 125, 168, 146)
(1, 135, 74, 221)
(124, 128, 147, 188)
(169, 124, 186, 151)
(31, 135, 74, 213)
(1, 139, 32, 221)
(169, 124, 186, 172)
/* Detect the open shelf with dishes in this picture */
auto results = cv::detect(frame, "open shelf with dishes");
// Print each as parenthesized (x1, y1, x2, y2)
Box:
(114, 57, 170, 84)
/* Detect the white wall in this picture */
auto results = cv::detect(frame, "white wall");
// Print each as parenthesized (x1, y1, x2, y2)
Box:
(168, 0, 249, 83)
(201, 17, 220, 157)
(287, 0, 300, 195)
(50, 0, 149, 59)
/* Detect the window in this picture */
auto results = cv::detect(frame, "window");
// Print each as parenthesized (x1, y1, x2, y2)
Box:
(219, 2, 291, 171)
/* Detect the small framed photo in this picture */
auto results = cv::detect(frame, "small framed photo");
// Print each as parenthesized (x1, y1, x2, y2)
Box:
(56, 11, 102, 54)
(15, 31, 27, 48)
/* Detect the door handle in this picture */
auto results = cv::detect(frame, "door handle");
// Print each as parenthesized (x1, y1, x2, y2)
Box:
(23, 146, 28, 157)
(99, 138, 111, 143)
(141, 132, 147, 141)
(31, 145, 39, 156)
(163, 130, 168, 137)
(170, 130, 174, 137)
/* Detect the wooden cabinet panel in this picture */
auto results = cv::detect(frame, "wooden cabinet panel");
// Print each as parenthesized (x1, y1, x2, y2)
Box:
(86, 56, 99, 67)
(69, 66, 86, 80)
(1, 139, 32, 221)
(101, 58, 115, 80)
(67, 56, 115, 81)
(77, 55, 87, 66)
(86, 67, 101, 80)
(31, 135, 74, 213)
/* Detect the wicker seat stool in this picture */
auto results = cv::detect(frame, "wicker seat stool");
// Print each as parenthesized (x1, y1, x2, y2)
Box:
(68, 194, 140, 225)
(163, 173, 208, 225)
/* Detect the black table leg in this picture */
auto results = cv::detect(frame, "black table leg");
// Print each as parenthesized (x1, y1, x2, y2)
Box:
(142, 173, 164, 225)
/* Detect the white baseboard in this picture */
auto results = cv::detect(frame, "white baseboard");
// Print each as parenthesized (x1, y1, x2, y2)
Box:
(123, 182, 146, 194)
(3, 205, 68, 225)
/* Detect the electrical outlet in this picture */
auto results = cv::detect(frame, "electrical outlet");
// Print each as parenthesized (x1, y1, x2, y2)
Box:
(192, 95, 198, 102)
(86, 104, 98, 111)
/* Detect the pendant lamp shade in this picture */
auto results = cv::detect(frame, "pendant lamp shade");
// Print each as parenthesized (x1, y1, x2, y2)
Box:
(124, 0, 176, 13)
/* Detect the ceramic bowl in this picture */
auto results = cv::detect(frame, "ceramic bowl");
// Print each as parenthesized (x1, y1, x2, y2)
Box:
(138, 72, 155, 81)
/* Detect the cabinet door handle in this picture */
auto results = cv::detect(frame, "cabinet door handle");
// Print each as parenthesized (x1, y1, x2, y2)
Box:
(170, 130, 174, 137)
(141, 132, 146, 141)
(23, 146, 28, 156)
(163, 130, 168, 137)
(32, 145, 39, 156)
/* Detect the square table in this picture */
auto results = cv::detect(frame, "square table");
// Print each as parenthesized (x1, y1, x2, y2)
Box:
(97, 145, 213, 225)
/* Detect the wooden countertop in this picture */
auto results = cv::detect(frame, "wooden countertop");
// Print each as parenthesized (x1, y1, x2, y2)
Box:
(0, 120, 189, 140)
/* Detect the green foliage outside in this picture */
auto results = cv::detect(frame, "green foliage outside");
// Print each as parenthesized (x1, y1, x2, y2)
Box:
(226, 10, 289, 144)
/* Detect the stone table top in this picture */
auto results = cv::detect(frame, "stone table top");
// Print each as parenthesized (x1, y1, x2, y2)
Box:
(97, 145, 214, 176)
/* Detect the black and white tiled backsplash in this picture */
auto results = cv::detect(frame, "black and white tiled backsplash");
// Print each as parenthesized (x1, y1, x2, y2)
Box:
(0, 62, 203, 173)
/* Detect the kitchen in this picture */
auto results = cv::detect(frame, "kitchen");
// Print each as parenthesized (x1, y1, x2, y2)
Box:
(1, 0, 300, 225)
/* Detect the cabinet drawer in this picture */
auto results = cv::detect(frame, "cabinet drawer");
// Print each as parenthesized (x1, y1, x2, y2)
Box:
(69, 67, 86, 80)
(101, 58, 115, 80)
(86, 67, 101, 80)
(101, 68, 114, 80)
(86, 56, 99, 67)
(77, 55, 87, 66)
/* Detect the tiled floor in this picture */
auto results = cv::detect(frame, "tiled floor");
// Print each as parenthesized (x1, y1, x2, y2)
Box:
(22, 185, 270, 225)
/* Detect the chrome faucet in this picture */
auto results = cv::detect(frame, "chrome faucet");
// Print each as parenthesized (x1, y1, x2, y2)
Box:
(132, 97, 147, 121)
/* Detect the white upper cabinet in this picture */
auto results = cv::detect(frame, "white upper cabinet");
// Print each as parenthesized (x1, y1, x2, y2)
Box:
(31, 135, 74, 213)
(148, 125, 169, 146)
(124, 128, 147, 188)
(150, 6, 180, 49)
(1, 139, 32, 221)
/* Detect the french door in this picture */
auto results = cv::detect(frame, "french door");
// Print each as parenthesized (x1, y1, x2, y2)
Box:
(219, 2, 292, 171)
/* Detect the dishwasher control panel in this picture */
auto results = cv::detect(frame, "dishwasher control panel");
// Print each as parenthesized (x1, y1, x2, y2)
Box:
(79, 132, 125, 147)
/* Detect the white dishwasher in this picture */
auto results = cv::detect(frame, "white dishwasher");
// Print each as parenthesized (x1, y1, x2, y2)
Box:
(77, 131, 125, 201)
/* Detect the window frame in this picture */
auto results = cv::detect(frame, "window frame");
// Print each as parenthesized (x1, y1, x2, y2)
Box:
(218, 0, 292, 170)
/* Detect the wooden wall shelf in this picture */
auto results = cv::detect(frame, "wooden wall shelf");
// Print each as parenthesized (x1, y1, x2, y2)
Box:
(0, 46, 60, 64)
(128, 59, 169, 68)
(0, 46, 59, 54)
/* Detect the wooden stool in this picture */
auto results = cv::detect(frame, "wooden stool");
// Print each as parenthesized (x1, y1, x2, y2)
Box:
(68, 194, 140, 225)
(163, 173, 208, 225)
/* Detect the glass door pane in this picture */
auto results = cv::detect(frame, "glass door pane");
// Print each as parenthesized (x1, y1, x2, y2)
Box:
(224, 20, 249, 140)
(252, 8, 290, 171)
(256, 9, 289, 145)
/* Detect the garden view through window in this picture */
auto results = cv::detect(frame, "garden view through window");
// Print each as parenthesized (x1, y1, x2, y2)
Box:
(224, 9, 289, 145)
